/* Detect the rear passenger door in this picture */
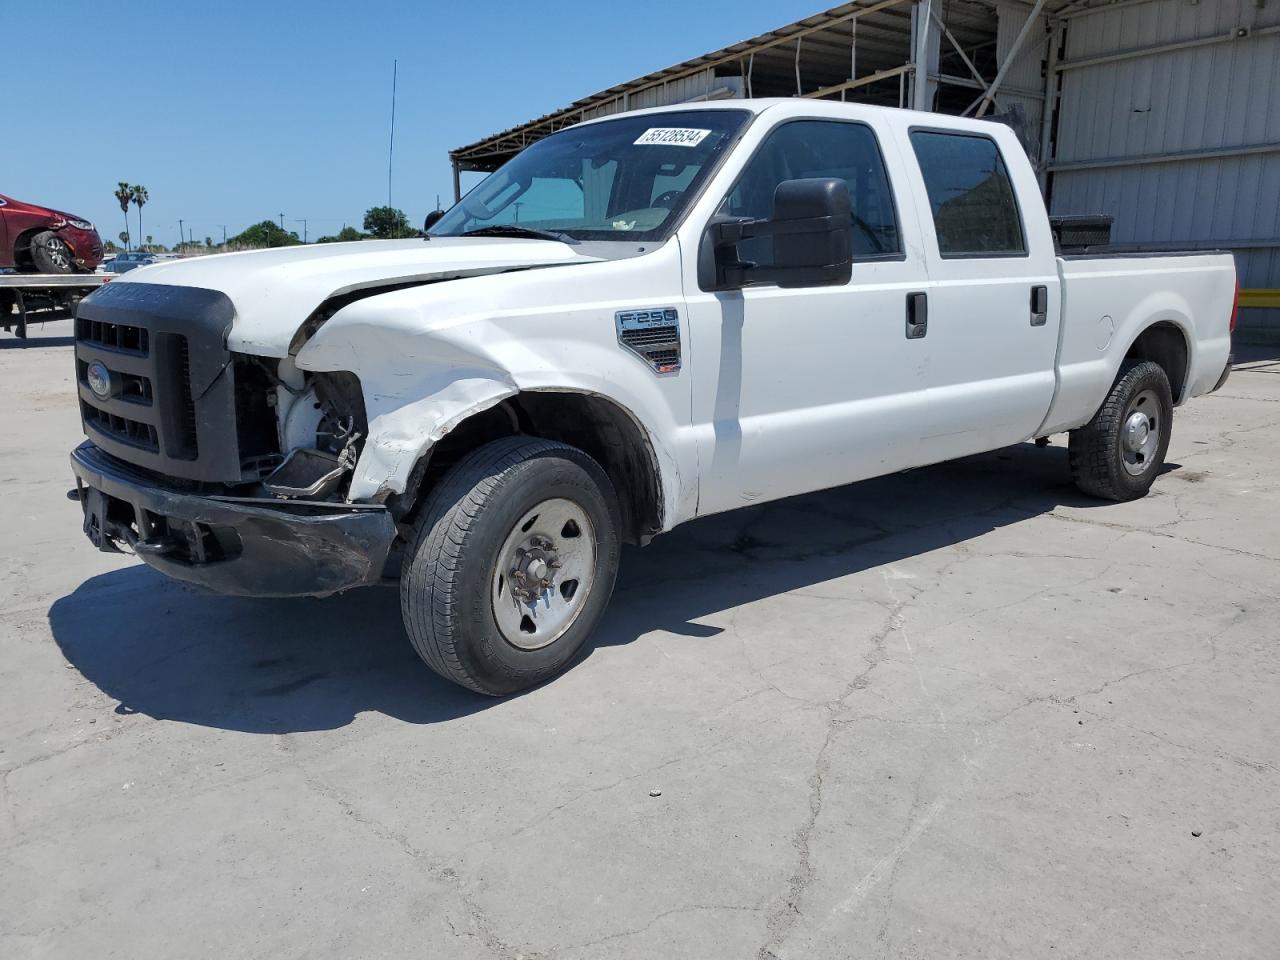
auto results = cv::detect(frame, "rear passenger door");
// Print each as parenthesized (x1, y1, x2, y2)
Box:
(903, 127, 1060, 461)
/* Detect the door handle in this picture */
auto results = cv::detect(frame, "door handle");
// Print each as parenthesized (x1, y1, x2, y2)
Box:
(1030, 285, 1048, 326)
(906, 292, 928, 339)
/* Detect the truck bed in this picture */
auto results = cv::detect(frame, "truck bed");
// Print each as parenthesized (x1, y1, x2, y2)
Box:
(1038, 251, 1236, 436)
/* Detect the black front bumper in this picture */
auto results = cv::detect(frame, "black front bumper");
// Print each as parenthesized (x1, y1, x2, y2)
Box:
(70, 442, 396, 598)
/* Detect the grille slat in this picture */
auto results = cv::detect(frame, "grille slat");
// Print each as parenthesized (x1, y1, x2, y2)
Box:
(81, 400, 159, 451)
(621, 326, 680, 347)
(76, 316, 149, 356)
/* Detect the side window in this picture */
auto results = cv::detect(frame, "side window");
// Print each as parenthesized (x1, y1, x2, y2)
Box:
(722, 119, 901, 263)
(909, 131, 1026, 257)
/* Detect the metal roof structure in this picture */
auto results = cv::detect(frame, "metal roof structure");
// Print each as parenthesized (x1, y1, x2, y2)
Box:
(448, 0, 1104, 185)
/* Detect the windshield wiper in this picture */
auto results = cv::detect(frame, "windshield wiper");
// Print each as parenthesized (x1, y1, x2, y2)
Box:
(457, 225, 579, 245)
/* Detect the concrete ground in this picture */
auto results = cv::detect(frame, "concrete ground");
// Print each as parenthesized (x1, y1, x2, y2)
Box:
(2, 324, 1277, 960)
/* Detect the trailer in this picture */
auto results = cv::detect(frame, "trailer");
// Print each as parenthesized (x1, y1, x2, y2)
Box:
(0, 273, 111, 340)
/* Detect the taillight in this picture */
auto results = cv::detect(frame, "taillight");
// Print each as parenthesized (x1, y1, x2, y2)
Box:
(1230, 277, 1240, 333)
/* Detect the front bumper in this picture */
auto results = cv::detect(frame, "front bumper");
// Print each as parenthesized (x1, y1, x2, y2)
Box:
(70, 442, 396, 598)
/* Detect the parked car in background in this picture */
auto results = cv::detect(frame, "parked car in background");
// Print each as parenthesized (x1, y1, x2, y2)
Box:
(104, 252, 158, 274)
(0, 194, 103, 274)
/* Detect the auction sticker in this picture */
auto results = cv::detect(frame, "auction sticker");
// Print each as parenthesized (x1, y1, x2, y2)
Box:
(634, 127, 711, 147)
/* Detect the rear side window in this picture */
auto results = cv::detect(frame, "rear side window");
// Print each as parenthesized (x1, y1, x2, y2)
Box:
(722, 119, 901, 262)
(909, 131, 1026, 258)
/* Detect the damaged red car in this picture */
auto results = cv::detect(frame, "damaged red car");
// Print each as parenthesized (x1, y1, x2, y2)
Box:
(0, 193, 103, 274)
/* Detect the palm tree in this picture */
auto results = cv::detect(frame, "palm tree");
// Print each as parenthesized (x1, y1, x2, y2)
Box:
(114, 182, 132, 251)
(131, 185, 149, 251)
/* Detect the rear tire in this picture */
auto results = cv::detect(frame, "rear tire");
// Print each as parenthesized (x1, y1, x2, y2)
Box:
(1069, 360, 1173, 501)
(400, 436, 621, 696)
(29, 231, 76, 274)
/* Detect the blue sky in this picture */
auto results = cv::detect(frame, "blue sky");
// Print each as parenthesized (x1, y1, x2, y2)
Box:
(2, 0, 823, 246)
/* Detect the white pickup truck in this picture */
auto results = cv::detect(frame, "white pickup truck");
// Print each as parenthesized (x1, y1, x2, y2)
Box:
(70, 99, 1237, 695)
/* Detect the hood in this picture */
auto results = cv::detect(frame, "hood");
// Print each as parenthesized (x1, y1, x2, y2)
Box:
(115, 237, 601, 357)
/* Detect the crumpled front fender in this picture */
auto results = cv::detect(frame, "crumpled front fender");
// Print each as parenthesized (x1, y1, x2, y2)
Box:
(296, 314, 519, 502)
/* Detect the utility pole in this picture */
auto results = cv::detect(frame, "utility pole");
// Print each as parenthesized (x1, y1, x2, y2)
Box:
(388, 59, 398, 208)
(296, 219, 308, 243)
(218, 225, 227, 245)
(178, 219, 184, 248)
(278, 212, 285, 231)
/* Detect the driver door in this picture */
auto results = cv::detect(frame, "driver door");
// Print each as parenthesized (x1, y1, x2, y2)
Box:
(683, 117, 933, 517)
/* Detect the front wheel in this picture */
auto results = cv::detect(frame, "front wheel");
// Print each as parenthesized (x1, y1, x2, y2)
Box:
(400, 436, 621, 696)
(28, 231, 77, 274)
(1069, 360, 1173, 501)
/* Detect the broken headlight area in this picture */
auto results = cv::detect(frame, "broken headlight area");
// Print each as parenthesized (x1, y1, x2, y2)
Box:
(237, 359, 369, 501)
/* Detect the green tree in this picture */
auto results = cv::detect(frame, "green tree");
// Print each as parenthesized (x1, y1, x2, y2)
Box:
(130, 185, 149, 250)
(114, 182, 132, 250)
(316, 226, 369, 243)
(226, 220, 301, 248)
(103, 240, 118, 253)
(362, 206, 416, 239)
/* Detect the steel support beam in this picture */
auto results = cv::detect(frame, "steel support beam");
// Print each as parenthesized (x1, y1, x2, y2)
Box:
(1056, 24, 1280, 73)
(1038, 19, 1064, 188)
(911, 0, 936, 111)
(1049, 141, 1280, 172)
(805, 63, 916, 101)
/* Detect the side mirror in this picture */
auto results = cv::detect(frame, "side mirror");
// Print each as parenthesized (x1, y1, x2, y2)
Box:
(423, 209, 445, 231)
(699, 177, 852, 291)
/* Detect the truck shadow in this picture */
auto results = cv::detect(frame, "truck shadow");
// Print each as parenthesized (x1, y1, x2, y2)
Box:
(48, 442, 1164, 733)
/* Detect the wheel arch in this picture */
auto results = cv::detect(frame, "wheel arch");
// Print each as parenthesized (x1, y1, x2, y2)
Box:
(392, 388, 666, 546)
(11, 227, 43, 270)
(1121, 320, 1191, 404)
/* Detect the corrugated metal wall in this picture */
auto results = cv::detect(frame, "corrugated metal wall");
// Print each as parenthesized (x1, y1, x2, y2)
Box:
(1049, 0, 1280, 333)
(993, 0, 1050, 158)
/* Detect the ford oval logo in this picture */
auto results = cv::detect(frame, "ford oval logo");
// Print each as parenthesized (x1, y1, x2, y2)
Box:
(86, 360, 113, 400)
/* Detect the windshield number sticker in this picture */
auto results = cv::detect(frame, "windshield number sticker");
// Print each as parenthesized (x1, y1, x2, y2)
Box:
(634, 127, 711, 148)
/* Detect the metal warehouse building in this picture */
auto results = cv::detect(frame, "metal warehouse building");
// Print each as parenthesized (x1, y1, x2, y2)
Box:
(451, 0, 1280, 334)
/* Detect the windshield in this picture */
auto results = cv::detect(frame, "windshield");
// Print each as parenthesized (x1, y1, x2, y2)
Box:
(430, 109, 750, 243)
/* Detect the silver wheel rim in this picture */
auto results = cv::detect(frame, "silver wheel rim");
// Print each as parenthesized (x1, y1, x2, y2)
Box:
(46, 237, 70, 268)
(491, 497, 596, 651)
(1120, 388, 1161, 476)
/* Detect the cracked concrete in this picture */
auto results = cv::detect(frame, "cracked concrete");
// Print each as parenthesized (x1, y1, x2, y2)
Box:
(2, 330, 1279, 959)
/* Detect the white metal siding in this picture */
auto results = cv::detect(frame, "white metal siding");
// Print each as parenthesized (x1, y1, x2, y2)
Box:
(1049, 0, 1280, 331)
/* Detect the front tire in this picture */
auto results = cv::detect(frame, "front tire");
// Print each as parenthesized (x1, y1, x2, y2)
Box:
(29, 231, 77, 274)
(1069, 360, 1173, 501)
(400, 436, 621, 696)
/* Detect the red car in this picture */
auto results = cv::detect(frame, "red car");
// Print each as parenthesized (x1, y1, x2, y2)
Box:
(0, 193, 103, 274)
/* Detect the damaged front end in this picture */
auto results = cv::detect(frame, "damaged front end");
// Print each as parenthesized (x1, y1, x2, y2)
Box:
(70, 281, 396, 597)
(249, 361, 370, 502)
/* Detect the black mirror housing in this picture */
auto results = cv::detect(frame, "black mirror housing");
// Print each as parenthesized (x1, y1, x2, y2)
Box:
(699, 177, 853, 291)
(423, 209, 445, 232)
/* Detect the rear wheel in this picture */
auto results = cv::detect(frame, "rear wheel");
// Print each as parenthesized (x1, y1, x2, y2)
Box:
(29, 231, 76, 274)
(400, 436, 621, 696)
(1069, 360, 1173, 501)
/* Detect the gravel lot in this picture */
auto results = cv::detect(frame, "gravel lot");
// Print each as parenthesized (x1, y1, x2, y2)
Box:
(2, 325, 1278, 960)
